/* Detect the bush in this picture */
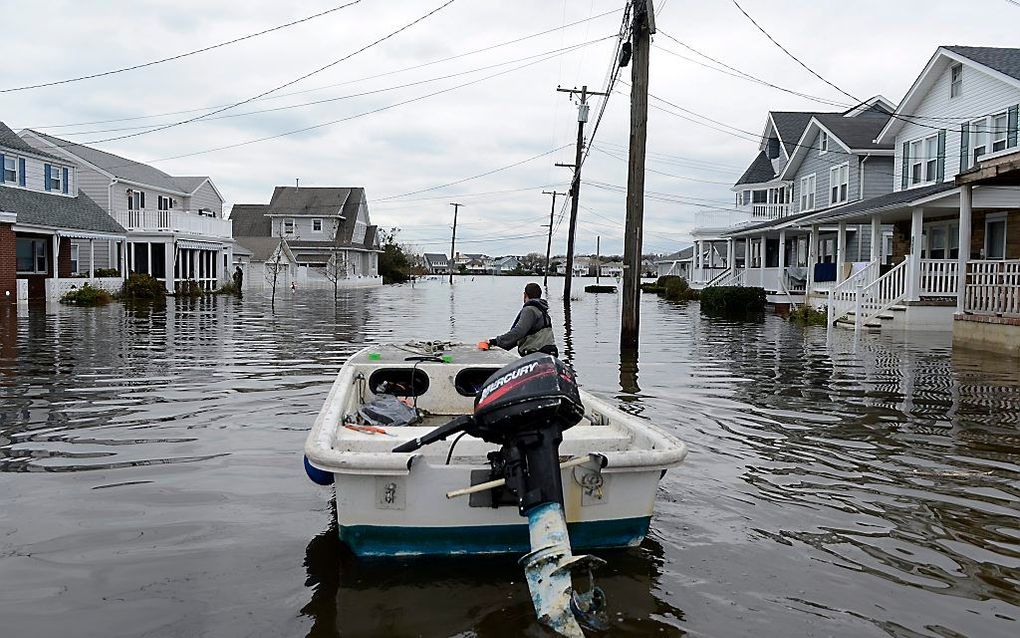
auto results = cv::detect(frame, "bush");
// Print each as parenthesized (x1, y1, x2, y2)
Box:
(60, 283, 113, 306)
(700, 286, 766, 314)
(175, 279, 205, 298)
(662, 276, 699, 302)
(215, 281, 241, 295)
(94, 268, 121, 278)
(788, 304, 828, 326)
(121, 273, 166, 300)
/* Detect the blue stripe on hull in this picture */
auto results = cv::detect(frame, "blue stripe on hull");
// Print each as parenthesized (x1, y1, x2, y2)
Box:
(339, 516, 651, 557)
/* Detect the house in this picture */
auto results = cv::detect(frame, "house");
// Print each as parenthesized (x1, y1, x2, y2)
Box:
(490, 255, 521, 274)
(656, 246, 694, 279)
(20, 129, 232, 292)
(453, 252, 491, 274)
(1, 121, 127, 304)
(422, 253, 450, 274)
(695, 45, 1020, 344)
(599, 261, 624, 278)
(230, 186, 381, 289)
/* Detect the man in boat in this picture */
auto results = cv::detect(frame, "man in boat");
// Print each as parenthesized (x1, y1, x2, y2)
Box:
(488, 282, 559, 357)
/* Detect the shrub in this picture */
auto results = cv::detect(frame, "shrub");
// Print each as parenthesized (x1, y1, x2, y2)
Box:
(662, 276, 699, 302)
(121, 273, 166, 300)
(215, 281, 240, 295)
(788, 304, 828, 326)
(700, 286, 766, 314)
(175, 279, 205, 298)
(93, 268, 121, 278)
(60, 283, 113, 306)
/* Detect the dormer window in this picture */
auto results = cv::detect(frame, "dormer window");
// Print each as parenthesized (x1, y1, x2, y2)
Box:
(819, 132, 829, 155)
(2, 156, 17, 183)
(950, 64, 962, 98)
(283, 218, 295, 235)
(49, 165, 62, 193)
(312, 218, 323, 232)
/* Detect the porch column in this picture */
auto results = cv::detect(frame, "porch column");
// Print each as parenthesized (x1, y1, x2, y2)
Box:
(807, 225, 819, 291)
(164, 242, 175, 293)
(146, 242, 153, 277)
(957, 185, 972, 312)
(119, 241, 127, 278)
(907, 207, 924, 301)
(128, 242, 134, 273)
(89, 239, 95, 278)
(870, 215, 882, 262)
(744, 237, 751, 271)
(758, 238, 765, 281)
(726, 238, 734, 272)
(52, 234, 60, 280)
(836, 222, 847, 283)
(778, 230, 787, 289)
(694, 240, 702, 279)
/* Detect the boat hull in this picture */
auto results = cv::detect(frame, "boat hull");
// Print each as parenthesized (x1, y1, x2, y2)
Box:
(339, 516, 651, 557)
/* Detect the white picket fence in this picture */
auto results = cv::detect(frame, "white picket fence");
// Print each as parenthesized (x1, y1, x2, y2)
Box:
(45, 277, 124, 301)
(965, 260, 1020, 317)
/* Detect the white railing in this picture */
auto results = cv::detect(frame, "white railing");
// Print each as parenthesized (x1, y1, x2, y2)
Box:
(751, 203, 789, 219)
(919, 259, 959, 296)
(744, 267, 781, 291)
(965, 260, 1020, 317)
(854, 258, 910, 330)
(827, 259, 881, 322)
(710, 269, 745, 288)
(114, 209, 232, 238)
(692, 266, 727, 286)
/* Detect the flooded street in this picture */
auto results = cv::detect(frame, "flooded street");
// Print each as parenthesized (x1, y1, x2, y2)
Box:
(1, 276, 1018, 638)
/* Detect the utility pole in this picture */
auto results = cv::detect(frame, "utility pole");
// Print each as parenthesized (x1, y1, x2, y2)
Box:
(556, 84, 607, 300)
(621, 0, 654, 350)
(595, 235, 601, 284)
(448, 202, 463, 284)
(541, 190, 566, 288)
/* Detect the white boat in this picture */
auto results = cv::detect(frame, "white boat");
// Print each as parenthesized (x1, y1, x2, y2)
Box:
(304, 342, 688, 558)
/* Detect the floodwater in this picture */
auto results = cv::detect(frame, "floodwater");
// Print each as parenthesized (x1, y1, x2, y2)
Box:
(1, 276, 1018, 638)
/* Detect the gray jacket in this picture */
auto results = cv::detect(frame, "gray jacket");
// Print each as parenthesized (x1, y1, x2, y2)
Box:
(493, 299, 556, 356)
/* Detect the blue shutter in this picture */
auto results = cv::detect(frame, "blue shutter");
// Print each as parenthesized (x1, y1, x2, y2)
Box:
(62, 168, 69, 194)
(959, 123, 970, 171)
(0, 154, 4, 184)
(1009, 105, 1019, 148)
(18, 158, 26, 186)
(44, 164, 51, 191)
(901, 142, 909, 189)
(936, 129, 946, 182)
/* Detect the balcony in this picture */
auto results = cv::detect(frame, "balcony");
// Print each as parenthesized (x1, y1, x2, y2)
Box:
(751, 203, 789, 220)
(113, 209, 232, 239)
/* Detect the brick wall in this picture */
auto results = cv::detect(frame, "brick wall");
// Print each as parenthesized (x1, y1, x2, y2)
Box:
(0, 224, 16, 305)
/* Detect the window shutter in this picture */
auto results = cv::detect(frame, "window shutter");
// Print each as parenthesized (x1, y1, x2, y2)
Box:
(18, 158, 26, 186)
(959, 122, 970, 171)
(0, 154, 4, 184)
(936, 130, 946, 182)
(1009, 105, 1019, 148)
(44, 164, 51, 191)
(901, 141, 909, 190)
(62, 168, 69, 194)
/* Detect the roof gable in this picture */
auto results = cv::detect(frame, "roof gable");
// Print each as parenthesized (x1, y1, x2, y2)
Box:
(735, 151, 778, 186)
(781, 113, 893, 180)
(229, 204, 271, 237)
(0, 122, 62, 161)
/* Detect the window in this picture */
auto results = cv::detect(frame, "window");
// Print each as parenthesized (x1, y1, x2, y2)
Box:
(819, 131, 828, 155)
(799, 174, 816, 212)
(50, 165, 62, 193)
(742, 190, 751, 206)
(3, 156, 17, 183)
(16, 238, 48, 274)
(128, 190, 145, 210)
(70, 244, 80, 275)
(985, 214, 1007, 259)
(909, 134, 940, 185)
(972, 119, 988, 163)
(283, 218, 295, 235)
(312, 218, 323, 232)
(991, 112, 1009, 153)
(950, 64, 962, 98)
(829, 163, 849, 205)
(157, 195, 175, 211)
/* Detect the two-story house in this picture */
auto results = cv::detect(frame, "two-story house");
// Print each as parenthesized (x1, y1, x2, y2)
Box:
(0, 121, 126, 304)
(422, 253, 450, 275)
(19, 130, 232, 292)
(230, 186, 381, 290)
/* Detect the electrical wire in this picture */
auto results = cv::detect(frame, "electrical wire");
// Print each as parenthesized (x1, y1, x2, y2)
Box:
(0, 0, 368, 93)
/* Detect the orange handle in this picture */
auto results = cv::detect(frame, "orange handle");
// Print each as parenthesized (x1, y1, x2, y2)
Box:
(477, 340, 490, 350)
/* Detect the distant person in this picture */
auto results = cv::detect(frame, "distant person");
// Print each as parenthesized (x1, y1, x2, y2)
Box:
(487, 282, 558, 357)
(291, 281, 297, 292)
(233, 265, 244, 291)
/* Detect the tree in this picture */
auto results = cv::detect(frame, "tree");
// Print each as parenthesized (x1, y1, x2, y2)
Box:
(321, 249, 349, 303)
(377, 228, 412, 284)
(265, 240, 289, 308)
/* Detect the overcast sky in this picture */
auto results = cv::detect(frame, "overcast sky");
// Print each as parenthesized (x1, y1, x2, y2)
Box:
(3, 0, 1018, 256)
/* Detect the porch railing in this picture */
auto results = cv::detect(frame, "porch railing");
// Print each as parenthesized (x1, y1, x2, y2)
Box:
(751, 203, 789, 220)
(827, 259, 881, 322)
(855, 258, 910, 329)
(965, 260, 1020, 317)
(919, 259, 959, 296)
(709, 268, 744, 288)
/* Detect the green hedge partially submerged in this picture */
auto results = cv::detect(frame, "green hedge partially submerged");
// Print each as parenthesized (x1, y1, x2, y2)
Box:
(700, 286, 766, 314)
(788, 304, 828, 325)
(122, 273, 166, 300)
(60, 283, 113, 306)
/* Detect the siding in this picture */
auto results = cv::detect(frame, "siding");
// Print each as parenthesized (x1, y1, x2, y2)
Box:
(272, 216, 341, 239)
(111, 183, 184, 217)
(789, 129, 860, 213)
(70, 239, 117, 272)
(862, 156, 894, 200)
(187, 180, 223, 214)
(0, 152, 78, 199)
(892, 61, 1020, 190)
(76, 164, 112, 212)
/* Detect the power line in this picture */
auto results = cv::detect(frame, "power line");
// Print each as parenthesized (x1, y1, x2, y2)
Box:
(65, 0, 459, 147)
(589, 145, 736, 184)
(0, 0, 368, 93)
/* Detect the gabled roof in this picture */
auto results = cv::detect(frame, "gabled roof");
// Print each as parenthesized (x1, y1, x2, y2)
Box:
(22, 129, 190, 194)
(0, 185, 125, 235)
(0, 122, 62, 161)
(423, 252, 449, 263)
(233, 236, 280, 262)
(735, 151, 777, 186)
(656, 246, 694, 262)
(229, 204, 272, 237)
(877, 46, 1020, 144)
(770, 111, 836, 155)
(780, 111, 893, 180)
(265, 186, 351, 217)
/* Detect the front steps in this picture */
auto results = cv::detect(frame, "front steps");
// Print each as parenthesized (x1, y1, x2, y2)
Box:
(834, 304, 907, 331)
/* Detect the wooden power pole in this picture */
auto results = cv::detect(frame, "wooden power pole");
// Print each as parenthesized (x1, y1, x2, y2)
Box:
(541, 190, 566, 288)
(448, 202, 463, 284)
(556, 84, 606, 300)
(621, 0, 654, 349)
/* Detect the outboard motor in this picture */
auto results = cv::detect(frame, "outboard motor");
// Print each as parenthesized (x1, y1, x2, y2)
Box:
(393, 353, 607, 636)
